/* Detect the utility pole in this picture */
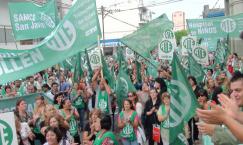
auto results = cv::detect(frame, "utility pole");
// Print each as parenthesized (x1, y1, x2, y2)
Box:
(101, 6, 105, 47)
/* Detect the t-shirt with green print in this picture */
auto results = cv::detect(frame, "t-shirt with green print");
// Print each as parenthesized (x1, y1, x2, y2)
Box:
(73, 96, 85, 109)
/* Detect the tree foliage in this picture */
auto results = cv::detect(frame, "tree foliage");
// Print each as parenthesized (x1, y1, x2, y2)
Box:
(175, 30, 188, 45)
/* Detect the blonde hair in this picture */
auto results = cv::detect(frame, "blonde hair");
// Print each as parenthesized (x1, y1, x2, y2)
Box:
(33, 96, 47, 116)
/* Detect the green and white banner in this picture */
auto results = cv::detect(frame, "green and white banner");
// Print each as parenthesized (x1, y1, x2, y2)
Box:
(201, 38, 218, 52)
(188, 55, 205, 83)
(0, 0, 100, 84)
(169, 54, 198, 145)
(89, 48, 102, 70)
(158, 39, 175, 60)
(192, 45, 208, 65)
(162, 29, 177, 47)
(181, 36, 197, 56)
(0, 112, 18, 145)
(163, 29, 175, 39)
(0, 93, 52, 113)
(8, 0, 58, 40)
(116, 68, 136, 110)
(187, 13, 243, 38)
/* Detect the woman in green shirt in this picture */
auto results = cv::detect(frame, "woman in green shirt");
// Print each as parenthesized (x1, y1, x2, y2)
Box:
(60, 98, 80, 144)
(53, 92, 64, 110)
(93, 114, 118, 145)
(118, 99, 139, 145)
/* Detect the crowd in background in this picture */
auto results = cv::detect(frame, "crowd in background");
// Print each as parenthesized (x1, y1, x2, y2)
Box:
(1, 47, 243, 145)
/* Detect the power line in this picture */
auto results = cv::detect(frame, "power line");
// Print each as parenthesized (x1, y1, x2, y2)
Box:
(107, 14, 139, 28)
(102, 0, 183, 13)
(105, 30, 136, 34)
(213, 0, 220, 9)
(25, 0, 72, 9)
(26, 0, 183, 13)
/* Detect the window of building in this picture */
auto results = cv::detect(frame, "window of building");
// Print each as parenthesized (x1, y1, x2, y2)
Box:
(20, 39, 33, 45)
(103, 47, 113, 56)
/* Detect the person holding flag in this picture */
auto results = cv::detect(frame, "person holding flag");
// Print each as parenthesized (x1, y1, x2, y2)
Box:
(94, 75, 112, 115)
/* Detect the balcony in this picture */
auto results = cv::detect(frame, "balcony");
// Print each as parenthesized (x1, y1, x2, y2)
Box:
(0, 25, 38, 50)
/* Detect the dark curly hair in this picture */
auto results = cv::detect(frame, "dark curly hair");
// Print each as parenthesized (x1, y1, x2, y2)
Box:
(45, 127, 63, 143)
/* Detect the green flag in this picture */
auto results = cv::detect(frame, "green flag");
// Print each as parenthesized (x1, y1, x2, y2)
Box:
(223, 34, 231, 61)
(85, 48, 93, 83)
(215, 39, 229, 68)
(60, 56, 76, 70)
(8, 0, 58, 40)
(145, 59, 158, 79)
(117, 47, 127, 72)
(101, 51, 115, 89)
(135, 60, 142, 83)
(0, 0, 100, 84)
(169, 53, 199, 145)
(116, 68, 136, 111)
(73, 53, 84, 83)
(121, 14, 173, 58)
(187, 13, 243, 38)
(0, 49, 28, 58)
(188, 55, 205, 83)
(215, 40, 223, 64)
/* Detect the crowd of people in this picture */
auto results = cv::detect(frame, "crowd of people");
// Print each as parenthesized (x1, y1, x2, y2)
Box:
(1, 42, 243, 145)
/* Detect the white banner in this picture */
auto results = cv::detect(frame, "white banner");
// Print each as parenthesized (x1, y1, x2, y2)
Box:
(181, 36, 197, 56)
(158, 39, 175, 60)
(192, 45, 209, 65)
(89, 48, 102, 70)
(0, 112, 18, 145)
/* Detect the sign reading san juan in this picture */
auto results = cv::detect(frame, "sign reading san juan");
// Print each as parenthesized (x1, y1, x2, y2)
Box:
(8, 0, 58, 40)
(187, 13, 243, 38)
(0, 0, 100, 84)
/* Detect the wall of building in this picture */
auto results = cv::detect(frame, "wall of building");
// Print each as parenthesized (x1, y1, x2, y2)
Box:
(227, 0, 243, 56)
(203, 5, 224, 18)
(172, 11, 185, 31)
(0, 0, 72, 50)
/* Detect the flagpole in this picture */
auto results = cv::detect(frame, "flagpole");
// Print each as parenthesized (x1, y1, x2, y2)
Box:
(98, 35, 104, 78)
(132, 49, 157, 69)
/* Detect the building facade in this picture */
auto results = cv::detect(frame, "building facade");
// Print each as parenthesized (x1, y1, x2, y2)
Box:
(224, 0, 243, 56)
(0, 0, 151, 52)
(0, 0, 73, 50)
(202, 5, 225, 18)
(172, 11, 185, 31)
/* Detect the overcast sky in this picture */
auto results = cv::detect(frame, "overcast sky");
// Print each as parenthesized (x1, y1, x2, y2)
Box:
(143, 0, 225, 20)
